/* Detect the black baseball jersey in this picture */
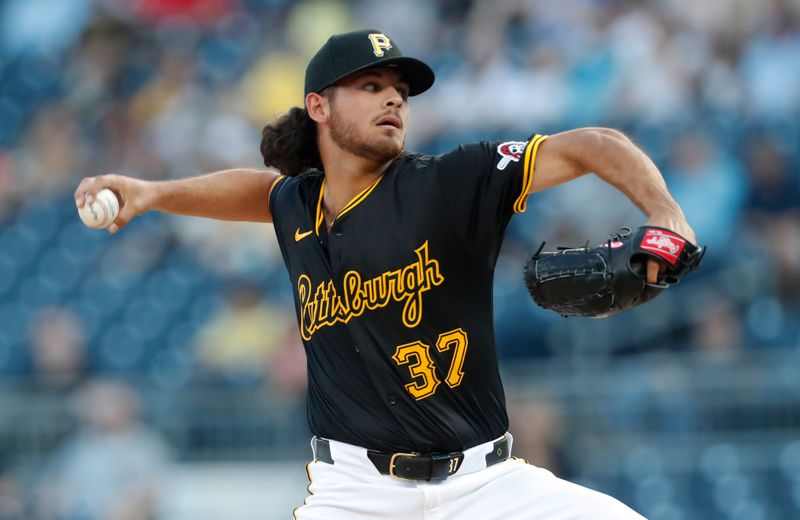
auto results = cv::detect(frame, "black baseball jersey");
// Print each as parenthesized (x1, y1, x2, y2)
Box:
(269, 135, 548, 453)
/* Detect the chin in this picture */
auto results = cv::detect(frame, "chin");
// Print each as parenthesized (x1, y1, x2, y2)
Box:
(382, 141, 403, 158)
(363, 136, 402, 161)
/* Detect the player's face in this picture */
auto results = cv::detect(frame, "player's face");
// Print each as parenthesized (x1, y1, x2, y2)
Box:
(327, 68, 410, 162)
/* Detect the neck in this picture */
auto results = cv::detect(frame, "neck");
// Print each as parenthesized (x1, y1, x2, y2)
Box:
(318, 140, 398, 225)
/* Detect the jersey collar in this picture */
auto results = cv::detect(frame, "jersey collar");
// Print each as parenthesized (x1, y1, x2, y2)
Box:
(315, 173, 385, 237)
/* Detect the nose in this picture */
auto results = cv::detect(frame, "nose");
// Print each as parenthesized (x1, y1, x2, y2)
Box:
(384, 87, 404, 109)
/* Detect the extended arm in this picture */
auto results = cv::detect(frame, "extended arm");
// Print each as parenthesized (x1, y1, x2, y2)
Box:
(530, 128, 696, 282)
(74, 169, 282, 233)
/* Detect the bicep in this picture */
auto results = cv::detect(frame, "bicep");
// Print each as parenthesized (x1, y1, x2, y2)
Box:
(216, 169, 283, 223)
(529, 128, 621, 194)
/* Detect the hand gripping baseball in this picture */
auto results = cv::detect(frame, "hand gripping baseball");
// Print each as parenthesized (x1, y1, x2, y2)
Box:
(74, 174, 151, 233)
(523, 226, 705, 318)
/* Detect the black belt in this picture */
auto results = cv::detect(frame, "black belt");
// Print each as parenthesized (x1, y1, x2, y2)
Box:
(313, 436, 510, 482)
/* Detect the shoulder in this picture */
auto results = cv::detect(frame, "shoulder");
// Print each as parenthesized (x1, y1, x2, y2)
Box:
(427, 141, 514, 177)
(269, 170, 324, 223)
(397, 143, 498, 172)
(440, 141, 517, 166)
(271, 170, 323, 199)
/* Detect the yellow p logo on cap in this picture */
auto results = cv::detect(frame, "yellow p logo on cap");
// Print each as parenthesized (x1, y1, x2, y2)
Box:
(368, 33, 392, 57)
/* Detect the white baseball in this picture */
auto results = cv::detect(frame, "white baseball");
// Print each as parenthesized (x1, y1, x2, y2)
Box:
(78, 188, 120, 229)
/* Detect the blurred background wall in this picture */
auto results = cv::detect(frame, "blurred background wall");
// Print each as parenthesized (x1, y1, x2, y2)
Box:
(0, 0, 798, 518)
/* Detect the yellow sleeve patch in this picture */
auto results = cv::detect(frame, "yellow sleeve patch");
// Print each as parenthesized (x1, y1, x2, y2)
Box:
(513, 134, 548, 214)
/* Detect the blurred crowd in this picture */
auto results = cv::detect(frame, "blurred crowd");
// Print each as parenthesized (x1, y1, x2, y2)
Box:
(0, 0, 798, 518)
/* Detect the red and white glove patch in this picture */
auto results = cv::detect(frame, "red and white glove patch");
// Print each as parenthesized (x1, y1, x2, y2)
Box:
(640, 228, 686, 265)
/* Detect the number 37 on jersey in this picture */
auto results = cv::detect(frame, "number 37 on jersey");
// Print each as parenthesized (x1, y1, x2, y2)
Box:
(392, 328, 469, 400)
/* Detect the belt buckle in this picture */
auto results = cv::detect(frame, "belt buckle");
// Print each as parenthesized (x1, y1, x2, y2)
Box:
(389, 452, 417, 481)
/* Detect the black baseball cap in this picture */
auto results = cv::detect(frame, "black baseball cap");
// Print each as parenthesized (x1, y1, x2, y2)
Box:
(304, 29, 435, 97)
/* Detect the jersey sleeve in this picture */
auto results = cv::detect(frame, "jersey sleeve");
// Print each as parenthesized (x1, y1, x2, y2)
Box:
(268, 174, 295, 254)
(434, 135, 547, 254)
(268, 174, 289, 218)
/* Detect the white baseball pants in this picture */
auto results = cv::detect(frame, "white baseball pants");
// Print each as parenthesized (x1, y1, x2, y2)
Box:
(293, 433, 645, 520)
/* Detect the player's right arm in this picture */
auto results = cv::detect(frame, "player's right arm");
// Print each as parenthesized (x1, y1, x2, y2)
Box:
(74, 169, 282, 233)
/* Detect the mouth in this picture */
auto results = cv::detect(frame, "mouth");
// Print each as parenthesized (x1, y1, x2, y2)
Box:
(376, 115, 402, 130)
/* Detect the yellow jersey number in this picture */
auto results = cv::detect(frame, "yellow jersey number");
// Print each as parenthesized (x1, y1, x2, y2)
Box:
(391, 328, 469, 401)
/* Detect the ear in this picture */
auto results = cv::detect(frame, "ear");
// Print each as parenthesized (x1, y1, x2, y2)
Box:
(306, 92, 330, 124)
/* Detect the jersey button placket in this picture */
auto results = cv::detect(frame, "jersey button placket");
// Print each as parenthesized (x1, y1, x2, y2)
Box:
(329, 226, 344, 263)
(387, 394, 398, 406)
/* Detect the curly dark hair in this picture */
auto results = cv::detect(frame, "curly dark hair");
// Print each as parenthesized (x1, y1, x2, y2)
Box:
(260, 107, 321, 177)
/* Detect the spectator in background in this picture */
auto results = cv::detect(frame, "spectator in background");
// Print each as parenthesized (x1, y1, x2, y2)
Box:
(25, 306, 87, 395)
(743, 133, 799, 217)
(506, 394, 571, 479)
(193, 283, 297, 387)
(0, 151, 16, 220)
(10, 103, 87, 204)
(740, 133, 800, 343)
(690, 300, 745, 362)
(739, 1, 800, 119)
(664, 127, 748, 254)
(32, 380, 169, 520)
(0, 459, 24, 520)
(0, 0, 91, 57)
(766, 215, 800, 306)
(264, 324, 307, 399)
(606, 356, 698, 437)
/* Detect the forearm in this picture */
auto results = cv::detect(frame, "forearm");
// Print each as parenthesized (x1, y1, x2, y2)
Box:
(575, 129, 679, 217)
(75, 167, 282, 232)
(151, 168, 279, 222)
(534, 127, 695, 245)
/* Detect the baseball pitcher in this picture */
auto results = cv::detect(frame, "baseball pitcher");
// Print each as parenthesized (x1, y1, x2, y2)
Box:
(75, 29, 701, 519)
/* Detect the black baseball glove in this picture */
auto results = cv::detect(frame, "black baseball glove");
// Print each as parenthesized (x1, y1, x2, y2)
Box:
(523, 226, 705, 318)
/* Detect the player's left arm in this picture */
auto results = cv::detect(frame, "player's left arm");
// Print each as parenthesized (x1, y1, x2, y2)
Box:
(529, 127, 695, 283)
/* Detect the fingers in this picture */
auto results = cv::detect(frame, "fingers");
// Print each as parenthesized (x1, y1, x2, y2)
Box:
(74, 174, 117, 209)
(109, 205, 134, 234)
(646, 259, 667, 284)
(74, 177, 97, 208)
(646, 259, 658, 284)
(75, 174, 136, 233)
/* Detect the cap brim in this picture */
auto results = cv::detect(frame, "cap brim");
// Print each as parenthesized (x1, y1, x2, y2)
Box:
(320, 56, 435, 97)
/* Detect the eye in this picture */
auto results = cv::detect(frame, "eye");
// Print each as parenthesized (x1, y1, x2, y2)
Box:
(364, 82, 380, 92)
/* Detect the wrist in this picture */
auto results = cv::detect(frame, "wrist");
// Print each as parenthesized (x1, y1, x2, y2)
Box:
(645, 205, 696, 243)
(644, 199, 683, 219)
(136, 179, 162, 214)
